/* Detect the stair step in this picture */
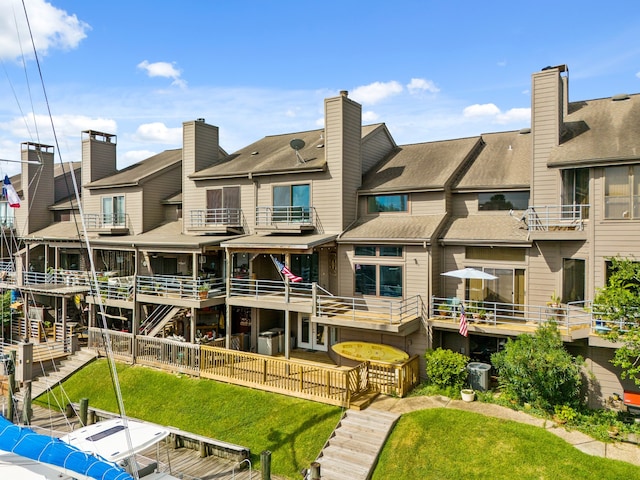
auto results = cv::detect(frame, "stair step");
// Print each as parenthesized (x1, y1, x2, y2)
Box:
(328, 435, 380, 455)
(318, 452, 370, 477)
(322, 445, 375, 467)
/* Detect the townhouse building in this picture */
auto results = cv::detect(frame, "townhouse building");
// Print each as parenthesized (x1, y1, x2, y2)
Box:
(2, 64, 639, 407)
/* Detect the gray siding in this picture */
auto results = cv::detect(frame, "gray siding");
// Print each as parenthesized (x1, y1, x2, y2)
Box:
(361, 127, 395, 175)
(142, 163, 182, 232)
(17, 146, 54, 234)
(81, 133, 116, 185)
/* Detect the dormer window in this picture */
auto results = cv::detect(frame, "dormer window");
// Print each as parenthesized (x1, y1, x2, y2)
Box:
(367, 194, 408, 213)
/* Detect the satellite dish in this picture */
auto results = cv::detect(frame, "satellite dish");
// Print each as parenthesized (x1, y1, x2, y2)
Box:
(290, 139, 305, 151)
(289, 139, 307, 163)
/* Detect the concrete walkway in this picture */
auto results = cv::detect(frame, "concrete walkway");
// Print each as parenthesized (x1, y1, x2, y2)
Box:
(368, 394, 640, 467)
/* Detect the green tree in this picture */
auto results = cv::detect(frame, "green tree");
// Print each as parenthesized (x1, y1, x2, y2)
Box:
(593, 257, 640, 386)
(492, 323, 583, 411)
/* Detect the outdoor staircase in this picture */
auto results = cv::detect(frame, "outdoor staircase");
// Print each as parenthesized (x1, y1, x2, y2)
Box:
(139, 305, 183, 337)
(14, 348, 98, 402)
(315, 408, 400, 480)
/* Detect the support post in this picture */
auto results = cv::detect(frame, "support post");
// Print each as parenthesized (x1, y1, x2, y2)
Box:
(22, 380, 31, 425)
(310, 461, 321, 480)
(79, 397, 89, 426)
(7, 350, 16, 423)
(261, 450, 271, 480)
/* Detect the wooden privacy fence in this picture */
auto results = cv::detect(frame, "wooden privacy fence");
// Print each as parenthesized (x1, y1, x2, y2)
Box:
(86, 328, 419, 407)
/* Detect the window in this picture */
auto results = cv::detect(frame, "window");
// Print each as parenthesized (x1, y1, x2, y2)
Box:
(102, 195, 125, 226)
(561, 168, 589, 219)
(478, 192, 529, 211)
(355, 264, 403, 297)
(355, 246, 403, 257)
(605, 165, 640, 219)
(367, 194, 408, 213)
(206, 186, 240, 224)
(563, 259, 585, 303)
(273, 184, 310, 222)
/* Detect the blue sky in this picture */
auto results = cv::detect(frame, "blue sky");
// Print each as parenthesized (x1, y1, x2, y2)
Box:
(1, 0, 639, 177)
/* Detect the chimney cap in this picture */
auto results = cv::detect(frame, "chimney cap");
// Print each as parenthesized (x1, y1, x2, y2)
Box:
(196, 118, 205, 122)
(340, 90, 348, 97)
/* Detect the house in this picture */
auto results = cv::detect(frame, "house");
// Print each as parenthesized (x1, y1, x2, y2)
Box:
(3, 65, 640, 407)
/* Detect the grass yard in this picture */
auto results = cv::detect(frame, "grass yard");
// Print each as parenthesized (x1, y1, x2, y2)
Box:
(373, 408, 640, 480)
(36, 360, 343, 479)
(37, 360, 640, 480)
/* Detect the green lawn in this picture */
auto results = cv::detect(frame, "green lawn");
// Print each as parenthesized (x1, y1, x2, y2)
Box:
(373, 408, 640, 480)
(38, 360, 640, 480)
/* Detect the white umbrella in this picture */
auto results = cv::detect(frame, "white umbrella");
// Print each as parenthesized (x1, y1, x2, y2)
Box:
(441, 267, 497, 280)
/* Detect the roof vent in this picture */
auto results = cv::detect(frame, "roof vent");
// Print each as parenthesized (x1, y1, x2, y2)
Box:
(251, 151, 259, 155)
(196, 118, 205, 122)
(316, 143, 324, 148)
(612, 93, 630, 102)
(519, 127, 531, 134)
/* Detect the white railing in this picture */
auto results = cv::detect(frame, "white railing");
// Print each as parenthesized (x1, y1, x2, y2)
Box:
(316, 295, 421, 324)
(24, 269, 92, 286)
(591, 305, 640, 334)
(229, 278, 313, 299)
(137, 275, 225, 300)
(91, 276, 135, 301)
(83, 212, 129, 229)
(526, 204, 589, 231)
(188, 208, 242, 228)
(430, 296, 592, 333)
(255, 206, 315, 226)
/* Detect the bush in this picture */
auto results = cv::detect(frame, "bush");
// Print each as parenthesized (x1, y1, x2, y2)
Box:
(491, 323, 583, 411)
(424, 348, 469, 391)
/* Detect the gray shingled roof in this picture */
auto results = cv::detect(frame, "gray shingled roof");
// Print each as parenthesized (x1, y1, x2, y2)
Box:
(220, 233, 336, 250)
(85, 149, 182, 188)
(456, 130, 531, 190)
(441, 214, 530, 244)
(339, 214, 446, 243)
(548, 94, 640, 167)
(11, 161, 81, 196)
(360, 136, 481, 192)
(190, 124, 382, 180)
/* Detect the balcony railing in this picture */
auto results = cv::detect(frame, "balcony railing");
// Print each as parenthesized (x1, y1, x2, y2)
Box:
(229, 278, 313, 300)
(137, 275, 225, 300)
(430, 296, 592, 335)
(83, 213, 130, 231)
(317, 294, 421, 325)
(0, 217, 14, 228)
(255, 206, 315, 226)
(188, 208, 242, 229)
(23, 269, 91, 286)
(525, 204, 589, 231)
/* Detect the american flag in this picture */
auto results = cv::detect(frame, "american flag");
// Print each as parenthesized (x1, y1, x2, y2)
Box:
(273, 257, 303, 282)
(459, 304, 468, 337)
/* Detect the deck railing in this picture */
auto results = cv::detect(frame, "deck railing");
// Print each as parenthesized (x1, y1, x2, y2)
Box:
(255, 206, 316, 226)
(86, 328, 405, 407)
(83, 212, 130, 230)
(316, 294, 421, 324)
(229, 278, 313, 299)
(137, 275, 225, 300)
(199, 345, 364, 407)
(430, 296, 592, 334)
(188, 208, 242, 228)
(525, 204, 589, 231)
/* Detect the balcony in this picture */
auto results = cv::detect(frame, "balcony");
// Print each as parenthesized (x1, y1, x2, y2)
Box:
(429, 296, 592, 341)
(0, 216, 14, 229)
(136, 275, 226, 306)
(254, 206, 316, 233)
(228, 278, 422, 333)
(83, 213, 130, 235)
(187, 208, 243, 234)
(525, 204, 589, 240)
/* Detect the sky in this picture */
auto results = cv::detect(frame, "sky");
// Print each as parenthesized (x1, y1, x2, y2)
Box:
(0, 0, 639, 177)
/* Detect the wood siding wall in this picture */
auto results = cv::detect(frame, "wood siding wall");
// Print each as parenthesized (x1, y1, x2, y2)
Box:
(324, 94, 362, 232)
(182, 120, 219, 234)
(142, 163, 182, 232)
(361, 129, 395, 175)
(531, 68, 563, 207)
(18, 147, 54, 234)
(81, 135, 117, 186)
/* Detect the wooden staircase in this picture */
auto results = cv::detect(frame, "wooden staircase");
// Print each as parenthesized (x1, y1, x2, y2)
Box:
(14, 348, 98, 401)
(315, 408, 400, 480)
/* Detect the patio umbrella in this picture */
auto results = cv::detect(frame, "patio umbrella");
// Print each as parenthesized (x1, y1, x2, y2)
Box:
(441, 267, 498, 280)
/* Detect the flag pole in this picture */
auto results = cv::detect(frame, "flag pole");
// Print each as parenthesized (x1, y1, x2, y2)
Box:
(270, 254, 286, 283)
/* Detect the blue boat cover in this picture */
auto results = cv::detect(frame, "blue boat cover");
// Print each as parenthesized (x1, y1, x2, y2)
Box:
(0, 415, 133, 480)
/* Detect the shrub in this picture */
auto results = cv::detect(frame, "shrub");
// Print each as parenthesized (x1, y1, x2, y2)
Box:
(491, 322, 583, 411)
(424, 348, 469, 391)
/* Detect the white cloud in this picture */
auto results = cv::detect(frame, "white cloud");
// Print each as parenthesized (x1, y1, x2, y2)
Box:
(121, 150, 159, 169)
(132, 122, 182, 144)
(636, 71, 640, 79)
(362, 111, 380, 122)
(463, 103, 501, 118)
(497, 107, 531, 124)
(350, 81, 403, 105)
(2, 113, 115, 145)
(0, 0, 89, 61)
(407, 78, 440, 94)
(137, 60, 186, 88)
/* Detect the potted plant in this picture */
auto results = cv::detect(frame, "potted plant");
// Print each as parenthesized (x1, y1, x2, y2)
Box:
(198, 282, 210, 299)
(461, 388, 475, 402)
(437, 303, 451, 317)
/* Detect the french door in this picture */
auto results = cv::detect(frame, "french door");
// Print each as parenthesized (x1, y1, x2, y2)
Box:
(298, 316, 328, 351)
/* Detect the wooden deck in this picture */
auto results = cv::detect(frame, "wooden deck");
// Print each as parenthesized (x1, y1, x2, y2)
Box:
(27, 404, 282, 480)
